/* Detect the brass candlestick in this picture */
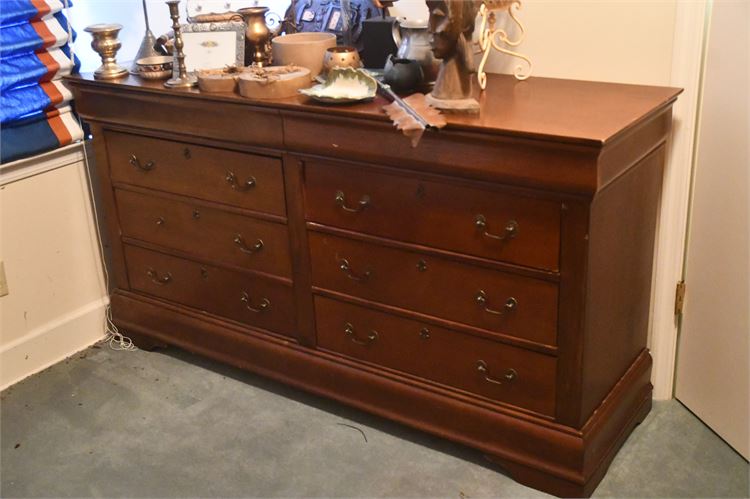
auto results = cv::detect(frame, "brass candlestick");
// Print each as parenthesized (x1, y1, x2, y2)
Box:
(164, 0, 197, 89)
(84, 23, 128, 80)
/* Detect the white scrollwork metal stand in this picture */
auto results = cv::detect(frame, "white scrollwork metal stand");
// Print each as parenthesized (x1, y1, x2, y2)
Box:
(476, 0, 533, 90)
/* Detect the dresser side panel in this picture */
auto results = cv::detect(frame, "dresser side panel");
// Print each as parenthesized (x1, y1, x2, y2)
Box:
(555, 200, 591, 426)
(580, 146, 665, 422)
(89, 123, 130, 291)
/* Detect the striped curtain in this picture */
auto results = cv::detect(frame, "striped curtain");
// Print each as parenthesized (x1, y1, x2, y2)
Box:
(1, 0, 83, 164)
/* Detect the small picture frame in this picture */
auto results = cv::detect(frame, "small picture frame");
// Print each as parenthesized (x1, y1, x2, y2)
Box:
(176, 21, 245, 75)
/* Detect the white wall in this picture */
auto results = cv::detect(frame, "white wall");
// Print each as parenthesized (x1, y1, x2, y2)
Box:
(391, 0, 677, 86)
(0, 147, 108, 390)
(72, 0, 678, 85)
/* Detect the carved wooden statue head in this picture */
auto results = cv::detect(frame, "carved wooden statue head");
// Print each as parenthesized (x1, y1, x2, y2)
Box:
(427, 0, 481, 101)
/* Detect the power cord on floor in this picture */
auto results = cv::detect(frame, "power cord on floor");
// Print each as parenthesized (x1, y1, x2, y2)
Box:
(64, 0, 137, 352)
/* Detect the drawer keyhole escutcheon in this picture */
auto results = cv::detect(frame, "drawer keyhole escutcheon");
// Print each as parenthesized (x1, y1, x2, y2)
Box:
(155, 217, 165, 227)
(226, 171, 257, 192)
(241, 292, 270, 313)
(129, 154, 155, 171)
(344, 323, 378, 346)
(477, 360, 517, 385)
(416, 259, 428, 272)
(192, 209, 201, 220)
(183, 148, 191, 160)
(200, 267, 208, 279)
(234, 234, 264, 254)
(335, 190, 370, 213)
(147, 268, 172, 285)
(339, 258, 371, 282)
(475, 215, 519, 241)
(419, 328, 431, 340)
(476, 291, 518, 316)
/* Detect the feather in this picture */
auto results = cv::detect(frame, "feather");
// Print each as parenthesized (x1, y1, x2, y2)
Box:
(379, 85, 447, 147)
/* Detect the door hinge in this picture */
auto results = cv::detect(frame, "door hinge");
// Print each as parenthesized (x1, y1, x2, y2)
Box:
(675, 280, 686, 316)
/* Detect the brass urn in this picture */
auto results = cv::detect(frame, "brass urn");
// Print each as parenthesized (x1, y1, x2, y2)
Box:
(238, 6, 272, 66)
(84, 23, 128, 80)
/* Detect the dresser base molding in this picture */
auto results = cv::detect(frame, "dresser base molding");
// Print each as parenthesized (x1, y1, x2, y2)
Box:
(112, 291, 652, 497)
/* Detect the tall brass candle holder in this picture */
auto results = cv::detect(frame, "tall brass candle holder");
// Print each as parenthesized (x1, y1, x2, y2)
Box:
(84, 23, 128, 80)
(164, 0, 197, 89)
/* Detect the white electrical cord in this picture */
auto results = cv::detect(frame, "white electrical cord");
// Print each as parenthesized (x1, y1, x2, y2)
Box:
(63, 0, 137, 352)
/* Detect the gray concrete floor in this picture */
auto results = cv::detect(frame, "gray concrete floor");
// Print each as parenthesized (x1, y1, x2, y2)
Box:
(1, 344, 748, 498)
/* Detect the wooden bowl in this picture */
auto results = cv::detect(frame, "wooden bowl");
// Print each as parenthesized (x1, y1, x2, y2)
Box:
(238, 65, 311, 100)
(271, 33, 336, 78)
(197, 68, 241, 93)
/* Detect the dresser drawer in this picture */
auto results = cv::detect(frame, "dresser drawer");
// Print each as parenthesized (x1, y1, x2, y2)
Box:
(310, 232, 558, 346)
(315, 296, 556, 416)
(125, 245, 296, 337)
(106, 130, 286, 216)
(304, 161, 561, 271)
(116, 189, 292, 278)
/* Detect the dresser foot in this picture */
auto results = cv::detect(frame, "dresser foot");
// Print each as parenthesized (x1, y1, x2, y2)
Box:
(484, 373, 653, 498)
(483, 454, 589, 498)
(126, 331, 168, 352)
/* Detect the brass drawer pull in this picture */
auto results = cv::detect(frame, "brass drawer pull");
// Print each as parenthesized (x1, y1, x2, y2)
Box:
(477, 360, 517, 385)
(241, 291, 270, 313)
(475, 215, 518, 241)
(147, 268, 172, 285)
(476, 290, 518, 316)
(226, 171, 257, 192)
(335, 190, 370, 213)
(339, 258, 371, 282)
(234, 234, 264, 254)
(129, 154, 155, 171)
(344, 322, 378, 346)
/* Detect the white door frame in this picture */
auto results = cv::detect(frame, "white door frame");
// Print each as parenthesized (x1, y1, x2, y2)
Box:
(649, 0, 711, 400)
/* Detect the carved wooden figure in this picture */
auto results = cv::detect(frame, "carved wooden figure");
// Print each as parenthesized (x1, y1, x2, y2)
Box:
(426, 0, 481, 112)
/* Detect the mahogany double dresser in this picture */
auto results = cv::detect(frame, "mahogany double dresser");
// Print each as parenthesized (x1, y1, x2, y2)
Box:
(67, 73, 681, 497)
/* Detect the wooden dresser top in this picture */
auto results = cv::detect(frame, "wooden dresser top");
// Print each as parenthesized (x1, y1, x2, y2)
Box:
(67, 73, 681, 147)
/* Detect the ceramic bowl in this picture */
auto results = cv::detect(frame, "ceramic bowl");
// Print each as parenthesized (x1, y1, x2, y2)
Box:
(136, 55, 172, 73)
(271, 33, 336, 78)
(136, 55, 173, 80)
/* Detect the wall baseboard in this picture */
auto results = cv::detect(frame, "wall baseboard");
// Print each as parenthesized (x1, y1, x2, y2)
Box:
(0, 142, 85, 187)
(0, 298, 108, 391)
